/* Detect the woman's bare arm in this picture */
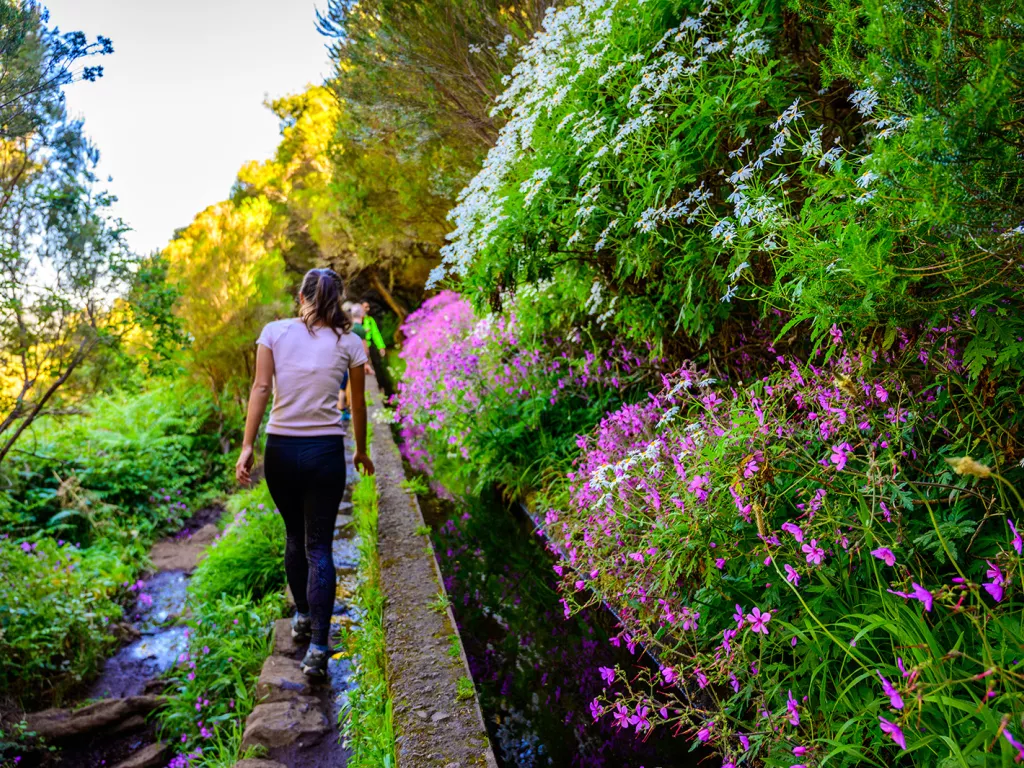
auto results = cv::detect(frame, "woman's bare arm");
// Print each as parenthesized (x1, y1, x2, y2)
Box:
(236, 345, 275, 484)
(348, 364, 375, 476)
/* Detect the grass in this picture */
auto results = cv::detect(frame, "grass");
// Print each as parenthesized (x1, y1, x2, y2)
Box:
(340, 474, 397, 768)
(400, 476, 429, 495)
(156, 489, 286, 767)
(446, 634, 460, 660)
(430, 590, 451, 613)
(456, 676, 475, 702)
(413, 524, 431, 536)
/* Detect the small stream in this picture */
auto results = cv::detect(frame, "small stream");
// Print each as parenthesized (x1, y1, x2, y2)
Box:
(420, 489, 700, 768)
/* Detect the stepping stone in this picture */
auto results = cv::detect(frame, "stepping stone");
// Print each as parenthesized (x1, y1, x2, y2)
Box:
(234, 761, 287, 768)
(24, 695, 164, 742)
(241, 696, 329, 750)
(112, 742, 169, 768)
(271, 618, 302, 657)
(256, 656, 315, 703)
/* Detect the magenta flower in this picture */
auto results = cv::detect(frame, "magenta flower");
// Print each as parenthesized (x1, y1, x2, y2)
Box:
(1009, 519, 1023, 556)
(802, 539, 825, 565)
(730, 673, 740, 693)
(715, 557, 726, 570)
(871, 547, 896, 566)
(984, 560, 1005, 602)
(829, 324, 843, 345)
(910, 582, 934, 612)
(1003, 730, 1024, 761)
(878, 673, 904, 709)
(786, 689, 800, 726)
(680, 606, 700, 631)
(746, 606, 772, 635)
(696, 722, 713, 742)
(687, 473, 709, 502)
(661, 666, 676, 684)
(598, 666, 615, 685)
(793, 746, 807, 756)
(874, 382, 889, 402)
(628, 705, 651, 733)
(781, 521, 804, 542)
(785, 564, 800, 585)
(588, 699, 602, 721)
(612, 703, 630, 729)
(830, 442, 852, 471)
(694, 668, 709, 688)
(737, 732, 750, 750)
(879, 716, 907, 749)
(733, 604, 745, 627)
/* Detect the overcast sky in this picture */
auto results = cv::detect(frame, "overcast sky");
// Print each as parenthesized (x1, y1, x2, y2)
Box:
(46, 0, 333, 255)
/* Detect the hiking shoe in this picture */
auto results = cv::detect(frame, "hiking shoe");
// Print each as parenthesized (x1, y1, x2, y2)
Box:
(300, 645, 330, 679)
(291, 612, 311, 641)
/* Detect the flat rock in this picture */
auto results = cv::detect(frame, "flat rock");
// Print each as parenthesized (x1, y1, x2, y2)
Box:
(112, 741, 170, 768)
(24, 695, 164, 742)
(271, 618, 302, 657)
(233, 761, 288, 768)
(241, 696, 329, 750)
(256, 656, 314, 703)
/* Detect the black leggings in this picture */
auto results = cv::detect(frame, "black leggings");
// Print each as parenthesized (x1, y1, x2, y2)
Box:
(264, 434, 346, 646)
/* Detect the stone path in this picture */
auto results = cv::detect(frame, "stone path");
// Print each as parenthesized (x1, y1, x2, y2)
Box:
(367, 377, 498, 768)
(237, 434, 359, 768)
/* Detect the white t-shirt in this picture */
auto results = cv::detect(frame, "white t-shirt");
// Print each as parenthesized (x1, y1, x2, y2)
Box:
(256, 318, 367, 437)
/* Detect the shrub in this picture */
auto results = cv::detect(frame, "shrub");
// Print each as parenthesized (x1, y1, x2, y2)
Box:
(541, 342, 1024, 765)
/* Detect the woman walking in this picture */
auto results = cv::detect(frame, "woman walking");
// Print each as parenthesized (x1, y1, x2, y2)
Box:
(235, 268, 374, 678)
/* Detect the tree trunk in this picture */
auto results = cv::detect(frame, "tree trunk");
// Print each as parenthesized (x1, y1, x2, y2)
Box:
(368, 270, 407, 322)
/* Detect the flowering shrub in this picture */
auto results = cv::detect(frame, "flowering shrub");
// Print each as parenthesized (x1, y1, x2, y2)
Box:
(430, 0, 1024, 374)
(540, 346, 1024, 765)
(393, 289, 659, 495)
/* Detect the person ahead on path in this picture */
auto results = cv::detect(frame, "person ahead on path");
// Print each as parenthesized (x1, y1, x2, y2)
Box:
(348, 303, 374, 377)
(360, 300, 386, 352)
(236, 268, 375, 679)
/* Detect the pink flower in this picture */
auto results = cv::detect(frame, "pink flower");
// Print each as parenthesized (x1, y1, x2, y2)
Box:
(829, 324, 843, 345)
(628, 705, 651, 733)
(737, 731, 750, 750)
(1009, 519, 1023, 556)
(715, 557, 726, 570)
(878, 673, 904, 709)
(793, 746, 807, 756)
(781, 522, 804, 542)
(687, 474, 709, 502)
(802, 539, 825, 565)
(589, 698, 602, 721)
(984, 560, 1005, 602)
(874, 383, 889, 402)
(879, 716, 906, 749)
(746, 606, 772, 635)
(1003, 730, 1024, 762)
(696, 722, 713, 742)
(830, 442, 852, 471)
(733, 604, 745, 627)
(612, 703, 630, 729)
(786, 689, 800, 725)
(784, 564, 800, 585)
(871, 547, 896, 566)
(598, 666, 615, 685)
(680, 606, 700, 631)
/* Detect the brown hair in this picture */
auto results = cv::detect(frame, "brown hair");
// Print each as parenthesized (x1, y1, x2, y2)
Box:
(298, 268, 352, 336)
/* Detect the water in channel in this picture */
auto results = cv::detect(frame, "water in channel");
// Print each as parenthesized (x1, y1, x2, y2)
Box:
(419, 489, 700, 768)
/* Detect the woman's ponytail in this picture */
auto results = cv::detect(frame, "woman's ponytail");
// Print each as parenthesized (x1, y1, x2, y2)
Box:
(298, 268, 352, 336)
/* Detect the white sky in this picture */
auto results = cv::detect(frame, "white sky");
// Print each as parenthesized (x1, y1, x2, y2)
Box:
(45, 0, 333, 255)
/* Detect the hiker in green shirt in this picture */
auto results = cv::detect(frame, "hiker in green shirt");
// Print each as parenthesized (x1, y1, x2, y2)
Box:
(360, 300, 386, 352)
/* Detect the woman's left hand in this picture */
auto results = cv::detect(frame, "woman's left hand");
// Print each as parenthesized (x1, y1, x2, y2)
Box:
(236, 444, 255, 485)
(354, 451, 375, 476)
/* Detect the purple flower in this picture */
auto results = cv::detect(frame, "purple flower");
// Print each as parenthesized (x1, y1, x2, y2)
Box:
(746, 606, 772, 635)
(871, 547, 896, 566)
(781, 522, 804, 542)
(829, 324, 843, 345)
(680, 606, 700, 631)
(1009, 519, 1023, 556)
(878, 673, 904, 709)
(830, 442, 852, 471)
(874, 383, 889, 402)
(715, 557, 726, 570)
(612, 703, 630, 729)
(786, 689, 800, 726)
(589, 699, 602, 721)
(793, 746, 807, 756)
(628, 705, 651, 733)
(598, 666, 615, 685)
(802, 539, 825, 565)
(19, 542, 32, 553)
(687, 474, 709, 502)
(696, 722, 713, 742)
(1003, 729, 1024, 761)
(890, 583, 933, 612)
(984, 560, 1005, 602)
(733, 604, 745, 627)
(785, 564, 800, 585)
(879, 716, 906, 749)
(737, 732, 750, 750)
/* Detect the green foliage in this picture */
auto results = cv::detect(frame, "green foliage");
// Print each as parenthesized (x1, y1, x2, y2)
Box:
(190, 483, 286, 605)
(455, 676, 475, 702)
(158, 498, 286, 767)
(341, 475, 397, 768)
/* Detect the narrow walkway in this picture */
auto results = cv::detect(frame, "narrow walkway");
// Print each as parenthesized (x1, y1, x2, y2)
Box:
(238, 432, 360, 768)
(367, 377, 497, 768)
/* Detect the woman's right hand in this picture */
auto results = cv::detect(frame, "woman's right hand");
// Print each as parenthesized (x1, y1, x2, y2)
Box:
(236, 444, 255, 485)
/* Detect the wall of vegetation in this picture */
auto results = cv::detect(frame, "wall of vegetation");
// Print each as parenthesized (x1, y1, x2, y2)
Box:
(393, 0, 1024, 764)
